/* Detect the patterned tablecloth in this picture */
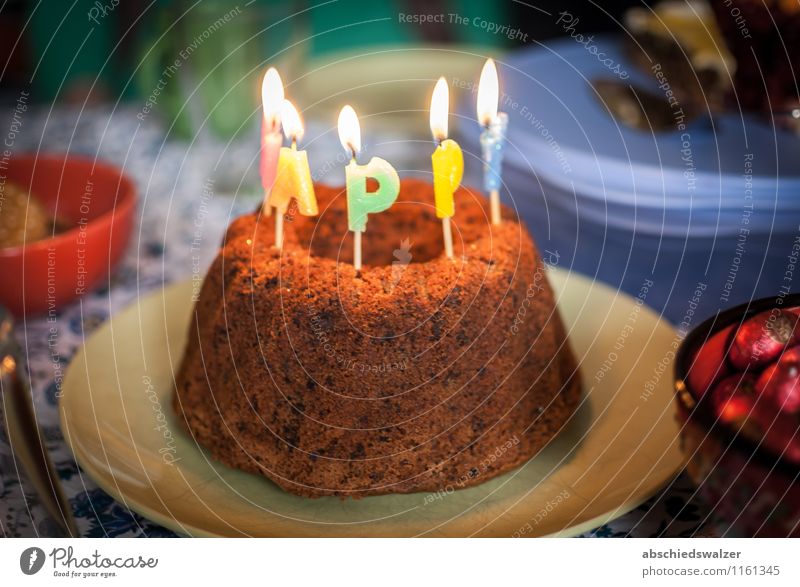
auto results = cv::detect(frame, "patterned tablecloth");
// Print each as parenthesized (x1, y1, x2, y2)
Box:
(0, 105, 713, 538)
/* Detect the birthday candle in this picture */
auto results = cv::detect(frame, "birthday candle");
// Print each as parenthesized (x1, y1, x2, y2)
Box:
(260, 68, 284, 216)
(477, 59, 507, 226)
(337, 105, 400, 272)
(430, 77, 464, 259)
(268, 99, 318, 248)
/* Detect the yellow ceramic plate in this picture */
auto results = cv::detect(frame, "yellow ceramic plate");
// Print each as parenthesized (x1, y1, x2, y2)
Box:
(59, 268, 683, 537)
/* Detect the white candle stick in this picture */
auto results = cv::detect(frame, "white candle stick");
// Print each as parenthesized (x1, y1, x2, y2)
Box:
(353, 229, 362, 272)
(441, 216, 453, 259)
(275, 211, 284, 249)
(490, 189, 501, 226)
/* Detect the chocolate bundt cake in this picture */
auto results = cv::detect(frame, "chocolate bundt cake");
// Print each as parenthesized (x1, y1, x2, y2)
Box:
(173, 178, 581, 497)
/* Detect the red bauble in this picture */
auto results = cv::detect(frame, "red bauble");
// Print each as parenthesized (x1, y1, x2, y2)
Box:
(728, 310, 800, 370)
(779, 345, 800, 364)
(756, 356, 800, 415)
(710, 374, 761, 436)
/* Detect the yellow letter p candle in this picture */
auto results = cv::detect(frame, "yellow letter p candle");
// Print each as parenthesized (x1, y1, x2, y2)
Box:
(337, 105, 400, 272)
(431, 140, 464, 219)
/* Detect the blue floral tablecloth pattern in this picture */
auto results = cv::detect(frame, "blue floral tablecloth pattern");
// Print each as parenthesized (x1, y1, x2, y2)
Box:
(0, 106, 713, 538)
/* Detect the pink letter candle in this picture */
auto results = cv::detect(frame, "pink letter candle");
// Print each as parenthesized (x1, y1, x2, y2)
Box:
(260, 67, 284, 216)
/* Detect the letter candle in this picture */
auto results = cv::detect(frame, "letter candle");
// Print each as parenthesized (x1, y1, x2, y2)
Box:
(337, 105, 400, 272)
(267, 99, 318, 248)
(260, 67, 284, 216)
(429, 77, 464, 259)
(477, 59, 507, 226)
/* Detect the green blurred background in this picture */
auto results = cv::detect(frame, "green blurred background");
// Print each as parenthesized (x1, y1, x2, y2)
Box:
(1, 0, 641, 140)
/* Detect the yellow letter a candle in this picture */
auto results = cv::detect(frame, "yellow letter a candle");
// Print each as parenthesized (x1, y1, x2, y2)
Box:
(267, 100, 318, 248)
(270, 149, 317, 216)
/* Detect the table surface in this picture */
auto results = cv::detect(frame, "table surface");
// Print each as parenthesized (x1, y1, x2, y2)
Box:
(0, 105, 716, 537)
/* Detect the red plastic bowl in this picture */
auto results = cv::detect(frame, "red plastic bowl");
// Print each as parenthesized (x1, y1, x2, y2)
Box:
(0, 154, 136, 316)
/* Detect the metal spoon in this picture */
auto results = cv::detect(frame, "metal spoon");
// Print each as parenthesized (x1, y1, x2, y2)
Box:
(0, 307, 78, 537)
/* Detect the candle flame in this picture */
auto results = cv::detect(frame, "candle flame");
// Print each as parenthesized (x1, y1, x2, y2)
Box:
(429, 77, 449, 142)
(477, 59, 498, 127)
(261, 67, 284, 131)
(337, 105, 361, 157)
(280, 99, 304, 144)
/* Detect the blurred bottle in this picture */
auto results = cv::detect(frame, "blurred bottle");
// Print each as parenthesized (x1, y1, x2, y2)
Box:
(136, 0, 304, 141)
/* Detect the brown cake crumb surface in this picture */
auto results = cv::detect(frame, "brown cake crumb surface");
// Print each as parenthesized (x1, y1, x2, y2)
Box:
(173, 179, 581, 497)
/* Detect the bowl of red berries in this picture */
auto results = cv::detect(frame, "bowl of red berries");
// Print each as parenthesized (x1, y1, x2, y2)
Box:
(675, 298, 800, 536)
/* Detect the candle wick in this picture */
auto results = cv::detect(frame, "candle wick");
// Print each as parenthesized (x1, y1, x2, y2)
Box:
(291, 138, 298, 150)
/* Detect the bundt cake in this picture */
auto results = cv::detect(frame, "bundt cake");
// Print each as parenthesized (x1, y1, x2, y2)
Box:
(173, 178, 581, 497)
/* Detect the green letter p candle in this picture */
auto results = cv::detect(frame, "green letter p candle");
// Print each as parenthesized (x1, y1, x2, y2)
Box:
(345, 156, 400, 233)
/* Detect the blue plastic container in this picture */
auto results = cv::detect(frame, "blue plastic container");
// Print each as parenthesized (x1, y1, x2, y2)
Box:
(457, 37, 800, 325)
